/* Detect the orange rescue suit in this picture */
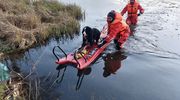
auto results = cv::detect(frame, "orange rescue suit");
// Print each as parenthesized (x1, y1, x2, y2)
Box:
(121, 1, 144, 25)
(105, 12, 130, 48)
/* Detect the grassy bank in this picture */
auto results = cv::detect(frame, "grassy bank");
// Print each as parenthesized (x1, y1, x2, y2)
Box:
(0, 0, 82, 55)
(0, 84, 6, 99)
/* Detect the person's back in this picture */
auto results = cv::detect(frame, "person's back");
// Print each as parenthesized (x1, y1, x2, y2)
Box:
(121, 0, 144, 25)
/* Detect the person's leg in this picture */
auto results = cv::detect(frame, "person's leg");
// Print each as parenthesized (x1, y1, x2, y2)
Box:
(114, 34, 120, 44)
(114, 39, 118, 44)
(126, 17, 132, 26)
(131, 16, 138, 25)
(118, 28, 130, 48)
(113, 34, 120, 50)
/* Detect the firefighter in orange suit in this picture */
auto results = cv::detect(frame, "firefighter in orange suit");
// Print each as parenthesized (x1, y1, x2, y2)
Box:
(121, 0, 144, 25)
(99, 10, 130, 49)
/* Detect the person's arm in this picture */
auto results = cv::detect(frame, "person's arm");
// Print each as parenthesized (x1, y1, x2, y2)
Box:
(138, 4, 144, 14)
(121, 5, 128, 16)
(105, 24, 120, 43)
(98, 24, 119, 47)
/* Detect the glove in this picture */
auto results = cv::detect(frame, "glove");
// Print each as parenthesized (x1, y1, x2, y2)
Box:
(138, 13, 141, 16)
(138, 11, 143, 16)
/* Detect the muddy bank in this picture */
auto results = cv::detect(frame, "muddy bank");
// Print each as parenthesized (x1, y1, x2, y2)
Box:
(0, 0, 82, 57)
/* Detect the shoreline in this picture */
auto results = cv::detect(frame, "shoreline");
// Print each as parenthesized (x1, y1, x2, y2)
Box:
(0, 0, 83, 59)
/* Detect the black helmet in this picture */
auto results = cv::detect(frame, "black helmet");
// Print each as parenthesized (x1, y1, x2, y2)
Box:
(107, 10, 116, 23)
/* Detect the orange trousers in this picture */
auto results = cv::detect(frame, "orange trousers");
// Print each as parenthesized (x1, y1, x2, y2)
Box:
(126, 16, 138, 25)
(114, 28, 130, 48)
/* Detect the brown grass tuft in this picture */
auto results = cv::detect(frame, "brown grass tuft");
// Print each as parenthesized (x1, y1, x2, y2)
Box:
(0, 0, 82, 54)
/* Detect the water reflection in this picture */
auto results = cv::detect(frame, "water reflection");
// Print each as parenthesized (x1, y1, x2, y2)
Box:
(76, 68, 91, 90)
(54, 65, 91, 91)
(103, 50, 127, 77)
(0, 30, 81, 99)
(129, 25, 137, 35)
(54, 32, 80, 44)
(0, 62, 9, 82)
(55, 64, 67, 84)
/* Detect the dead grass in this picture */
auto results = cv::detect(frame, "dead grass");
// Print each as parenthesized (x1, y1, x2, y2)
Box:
(0, 84, 6, 100)
(6, 13, 40, 30)
(0, 0, 82, 54)
(0, 0, 31, 15)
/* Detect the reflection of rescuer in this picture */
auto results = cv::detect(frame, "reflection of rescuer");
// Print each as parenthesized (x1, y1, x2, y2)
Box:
(103, 51, 127, 77)
(121, 0, 144, 25)
(99, 10, 130, 49)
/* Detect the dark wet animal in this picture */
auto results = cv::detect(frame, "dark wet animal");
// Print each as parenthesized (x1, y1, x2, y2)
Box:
(81, 26, 101, 47)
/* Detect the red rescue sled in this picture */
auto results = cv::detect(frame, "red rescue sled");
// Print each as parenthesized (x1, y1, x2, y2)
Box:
(53, 24, 109, 70)
(53, 42, 110, 70)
